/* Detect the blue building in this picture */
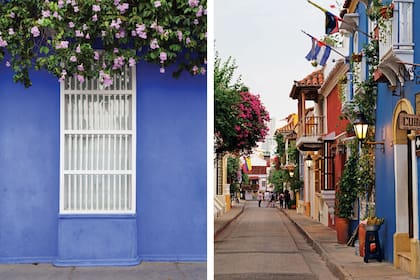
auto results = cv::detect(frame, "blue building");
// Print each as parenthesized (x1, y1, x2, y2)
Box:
(0, 61, 207, 266)
(342, 0, 419, 276)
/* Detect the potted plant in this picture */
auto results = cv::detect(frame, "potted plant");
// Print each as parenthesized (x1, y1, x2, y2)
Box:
(335, 143, 359, 244)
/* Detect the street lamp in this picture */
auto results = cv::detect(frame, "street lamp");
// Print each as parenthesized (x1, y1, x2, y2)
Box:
(289, 170, 294, 177)
(353, 112, 368, 141)
(305, 154, 313, 168)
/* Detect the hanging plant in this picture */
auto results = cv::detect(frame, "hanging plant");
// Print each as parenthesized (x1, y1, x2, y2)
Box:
(0, 0, 207, 87)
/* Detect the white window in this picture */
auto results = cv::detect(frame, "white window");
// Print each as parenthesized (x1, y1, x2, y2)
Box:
(60, 66, 136, 214)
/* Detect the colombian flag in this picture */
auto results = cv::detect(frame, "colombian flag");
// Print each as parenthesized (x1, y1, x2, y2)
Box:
(241, 156, 252, 173)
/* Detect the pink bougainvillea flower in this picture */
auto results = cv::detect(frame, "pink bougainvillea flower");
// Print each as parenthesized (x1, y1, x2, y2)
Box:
(154, 1, 161, 7)
(8, 28, 14, 35)
(73, 6, 79, 12)
(189, 0, 199, 7)
(186, 37, 191, 44)
(70, 55, 77, 62)
(77, 64, 84, 72)
(159, 52, 167, 62)
(92, 4, 101, 12)
(42, 10, 51, 18)
(31, 26, 40, 37)
(150, 39, 159, 49)
(77, 74, 85, 83)
(92, 14, 98, 21)
(75, 30, 83, 37)
(0, 37, 7, 47)
(10, 12, 15, 18)
(58, 0, 64, 8)
(94, 51, 100, 60)
(76, 45, 81, 53)
(117, 3, 129, 13)
(177, 30, 183, 41)
(128, 57, 136, 67)
(69, 22, 75, 28)
(55, 40, 69, 49)
(194, 19, 199, 25)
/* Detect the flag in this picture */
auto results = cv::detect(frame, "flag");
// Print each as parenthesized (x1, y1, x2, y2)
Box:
(305, 38, 331, 66)
(307, 0, 341, 35)
(325, 11, 340, 34)
(241, 156, 252, 173)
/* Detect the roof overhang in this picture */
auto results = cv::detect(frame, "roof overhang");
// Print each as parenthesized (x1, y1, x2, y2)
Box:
(289, 83, 321, 100)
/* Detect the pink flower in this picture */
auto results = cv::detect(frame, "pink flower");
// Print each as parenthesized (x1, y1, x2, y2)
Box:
(117, 3, 129, 13)
(188, 0, 199, 7)
(94, 51, 100, 60)
(192, 65, 198, 74)
(92, 4, 101, 12)
(77, 74, 85, 83)
(10, 12, 15, 18)
(75, 30, 83, 37)
(73, 6, 79, 12)
(85, 33, 90, 39)
(92, 14, 98, 21)
(58, 0, 64, 8)
(69, 22, 75, 28)
(55, 40, 69, 49)
(154, 1, 161, 7)
(0, 37, 7, 47)
(186, 37, 191, 44)
(194, 19, 199, 25)
(196, 5, 203, 17)
(76, 45, 81, 53)
(159, 52, 167, 62)
(128, 57, 136, 67)
(200, 67, 206, 75)
(83, 24, 88, 31)
(177, 30, 183, 41)
(31, 26, 40, 37)
(134, 24, 147, 39)
(5, 61, 10, 67)
(160, 67, 165, 74)
(8, 28, 14, 35)
(150, 39, 159, 49)
(77, 64, 84, 72)
(42, 10, 51, 18)
(70, 56, 77, 62)
(114, 48, 119, 53)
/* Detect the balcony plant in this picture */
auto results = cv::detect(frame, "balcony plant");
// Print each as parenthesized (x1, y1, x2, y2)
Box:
(367, 0, 394, 43)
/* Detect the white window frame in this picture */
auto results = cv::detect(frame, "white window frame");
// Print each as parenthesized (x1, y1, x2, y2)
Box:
(59, 66, 136, 214)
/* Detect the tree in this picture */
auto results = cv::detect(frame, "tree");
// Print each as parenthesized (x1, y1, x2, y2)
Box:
(214, 53, 270, 154)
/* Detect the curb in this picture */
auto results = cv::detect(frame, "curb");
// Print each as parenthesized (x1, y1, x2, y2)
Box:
(214, 204, 245, 239)
(280, 208, 352, 280)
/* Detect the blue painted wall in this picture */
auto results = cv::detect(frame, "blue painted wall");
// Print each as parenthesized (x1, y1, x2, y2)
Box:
(0, 68, 60, 263)
(136, 62, 207, 261)
(0, 61, 207, 264)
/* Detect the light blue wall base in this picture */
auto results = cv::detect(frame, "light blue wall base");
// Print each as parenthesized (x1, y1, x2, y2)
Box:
(55, 215, 138, 266)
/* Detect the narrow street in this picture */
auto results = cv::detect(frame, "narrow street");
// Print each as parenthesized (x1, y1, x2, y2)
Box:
(215, 201, 337, 280)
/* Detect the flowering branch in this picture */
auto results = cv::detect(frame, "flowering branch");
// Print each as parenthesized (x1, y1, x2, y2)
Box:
(0, 0, 207, 87)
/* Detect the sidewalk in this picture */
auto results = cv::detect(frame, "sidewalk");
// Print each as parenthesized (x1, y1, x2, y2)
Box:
(0, 262, 206, 280)
(214, 200, 245, 238)
(281, 208, 417, 280)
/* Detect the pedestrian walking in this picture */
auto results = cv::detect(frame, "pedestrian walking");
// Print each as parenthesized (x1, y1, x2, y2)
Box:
(257, 192, 263, 207)
(285, 190, 290, 209)
(267, 192, 276, 208)
(279, 192, 285, 208)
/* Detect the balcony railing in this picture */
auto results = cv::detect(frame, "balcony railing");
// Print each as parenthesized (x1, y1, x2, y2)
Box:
(297, 116, 324, 139)
(379, 0, 413, 59)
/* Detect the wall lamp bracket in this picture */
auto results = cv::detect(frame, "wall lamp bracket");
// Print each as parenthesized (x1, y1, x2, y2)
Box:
(366, 141, 385, 153)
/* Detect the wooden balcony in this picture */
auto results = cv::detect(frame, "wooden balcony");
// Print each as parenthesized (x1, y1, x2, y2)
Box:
(296, 116, 324, 151)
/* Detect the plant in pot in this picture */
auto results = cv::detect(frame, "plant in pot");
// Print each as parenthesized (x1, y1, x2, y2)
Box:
(335, 143, 359, 244)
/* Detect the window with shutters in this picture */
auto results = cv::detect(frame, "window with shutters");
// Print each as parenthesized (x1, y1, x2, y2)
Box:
(59, 66, 136, 214)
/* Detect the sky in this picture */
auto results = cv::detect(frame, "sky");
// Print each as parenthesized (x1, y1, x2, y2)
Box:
(214, 0, 342, 128)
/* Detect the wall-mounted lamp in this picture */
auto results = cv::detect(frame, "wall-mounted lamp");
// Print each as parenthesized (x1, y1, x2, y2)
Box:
(353, 112, 368, 141)
(305, 154, 313, 168)
(352, 112, 385, 153)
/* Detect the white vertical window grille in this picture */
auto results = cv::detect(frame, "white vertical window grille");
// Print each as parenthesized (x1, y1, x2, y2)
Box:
(60, 66, 136, 214)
